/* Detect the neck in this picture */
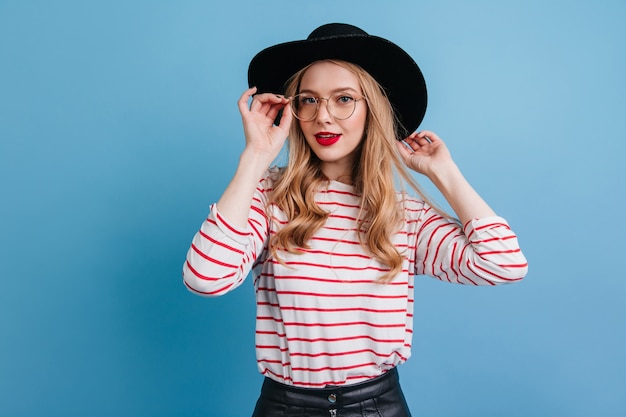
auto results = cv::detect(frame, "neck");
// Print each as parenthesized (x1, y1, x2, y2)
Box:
(330, 174, 353, 185)
(320, 160, 354, 185)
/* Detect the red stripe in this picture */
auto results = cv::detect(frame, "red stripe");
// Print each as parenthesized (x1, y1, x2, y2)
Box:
(261, 368, 293, 384)
(259, 359, 290, 365)
(447, 241, 460, 281)
(422, 221, 454, 272)
(295, 248, 372, 260)
(191, 244, 239, 268)
(258, 316, 405, 328)
(455, 242, 471, 280)
(248, 218, 265, 243)
(250, 204, 265, 218)
(478, 248, 522, 256)
(256, 345, 289, 352)
(290, 362, 379, 373)
(256, 332, 405, 344)
(185, 260, 237, 281)
(310, 236, 361, 245)
(317, 200, 361, 209)
(291, 349, 404, 360)
(320, 188, 360, 198)
(421, 211, 443, 230)
(257, 346, 407, 361)
(199, 230, 244, 254)
(456, 263, 480, 285)
(429, 226, 460, 275)
(274, 290, 406, 299)
(270, 216, 288, 226)
(475, 221, 511, 232)
(257, 301, 406, 314)
(184, 279, 235, 295)
(328, 213, 360, 222)
(464, 218, 476, 239)
(285, 320, 405, 329)
(471, 262, 525, 281)
(323, 225, 363, 233)
(269, 259, 391, 273)
(215, 211, 249, 236)
(472, 235, 517, 244)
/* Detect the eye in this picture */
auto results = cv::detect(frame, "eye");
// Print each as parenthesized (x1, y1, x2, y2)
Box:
(335, 94, 355, 105)
(298, 95, 317, 106)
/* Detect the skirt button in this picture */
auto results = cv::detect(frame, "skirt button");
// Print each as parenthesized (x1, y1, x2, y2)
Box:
(328, 393, 337, 403)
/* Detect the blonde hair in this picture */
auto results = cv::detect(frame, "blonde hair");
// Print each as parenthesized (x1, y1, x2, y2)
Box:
(268, 59, 451, 282)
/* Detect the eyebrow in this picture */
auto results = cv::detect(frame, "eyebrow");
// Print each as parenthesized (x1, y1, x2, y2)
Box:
(298, 87, 361, 95)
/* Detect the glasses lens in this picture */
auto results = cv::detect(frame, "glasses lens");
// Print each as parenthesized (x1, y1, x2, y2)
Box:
(293, 94, 317, 121)
(329, 92, 357, 120)
(291, 93, 359, 121)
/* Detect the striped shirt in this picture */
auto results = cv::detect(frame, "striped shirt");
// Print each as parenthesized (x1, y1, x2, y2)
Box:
(183, 169, 528, 387)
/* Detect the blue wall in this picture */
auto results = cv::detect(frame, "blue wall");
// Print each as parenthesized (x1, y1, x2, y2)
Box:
(1, 1, 625, 416)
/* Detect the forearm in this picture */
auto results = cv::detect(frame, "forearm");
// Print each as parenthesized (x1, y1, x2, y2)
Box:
(216, 148, 273, 229)
(217, 88, 291, 229)
(428, 161, 496, 225)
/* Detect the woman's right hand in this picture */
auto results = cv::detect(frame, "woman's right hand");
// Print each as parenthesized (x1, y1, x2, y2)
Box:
(237, 87, 293, 164)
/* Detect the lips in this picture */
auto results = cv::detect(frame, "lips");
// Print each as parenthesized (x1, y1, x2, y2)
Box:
(314, 132, 341, 146)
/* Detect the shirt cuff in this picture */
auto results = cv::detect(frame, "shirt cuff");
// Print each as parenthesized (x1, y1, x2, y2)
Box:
(209, 203, 253, 245)
(463, 216, 511, 240)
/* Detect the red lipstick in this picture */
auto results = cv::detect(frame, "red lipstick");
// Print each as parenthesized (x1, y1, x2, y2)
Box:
(314, 132, 341, 146)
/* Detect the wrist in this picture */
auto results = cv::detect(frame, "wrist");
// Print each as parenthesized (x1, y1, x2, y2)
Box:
(426, 161, 463, 189)
(239, 148, 273, 174)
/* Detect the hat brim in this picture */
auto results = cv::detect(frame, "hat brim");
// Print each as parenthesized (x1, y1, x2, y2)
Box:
(248, 34, 427, 137)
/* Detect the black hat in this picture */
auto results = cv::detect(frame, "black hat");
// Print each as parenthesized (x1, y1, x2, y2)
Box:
(248, 23, 427, 137)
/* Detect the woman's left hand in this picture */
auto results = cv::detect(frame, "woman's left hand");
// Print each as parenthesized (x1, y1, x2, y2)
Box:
(396, 130, 453, 178)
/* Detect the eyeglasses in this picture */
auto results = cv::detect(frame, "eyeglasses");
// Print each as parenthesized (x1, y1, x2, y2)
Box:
(289, 92, 366, 121)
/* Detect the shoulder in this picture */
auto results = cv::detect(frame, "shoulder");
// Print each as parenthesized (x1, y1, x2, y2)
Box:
(396, 191, 428, 220)
(258, 166, 283, 191)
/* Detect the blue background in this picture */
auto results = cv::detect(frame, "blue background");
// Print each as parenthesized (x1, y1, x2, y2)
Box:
(1, 1, 624, 416)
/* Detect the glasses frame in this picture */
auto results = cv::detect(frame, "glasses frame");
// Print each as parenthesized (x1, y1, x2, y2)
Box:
(288, 92, 367, 121)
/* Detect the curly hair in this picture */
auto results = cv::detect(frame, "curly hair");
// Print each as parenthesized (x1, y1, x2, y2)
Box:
(268, 59, 450, 283)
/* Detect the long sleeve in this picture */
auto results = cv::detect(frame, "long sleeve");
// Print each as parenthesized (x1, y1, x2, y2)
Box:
(181, 179, 528, 386)
(182, 174, 273, 297)
(407, 200, 528, 285)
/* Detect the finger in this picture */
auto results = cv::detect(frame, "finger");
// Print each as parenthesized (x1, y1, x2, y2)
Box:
(265, 101, 287, 124)
(416, 137, 431, 147)
(238, 87, 257, 114)
(403, 132, 419, 142)
(249, 95, 265, 112)
(395, 140, 414, 161)
(252, 93, 289, 106)
(404, 136, 423, 151)
(417, 130, 441, 143)
(255, 100, 271, 115)
(400, 133, 417, 148)
(276, 101, 293, 130)
(251, 94, 289, 114)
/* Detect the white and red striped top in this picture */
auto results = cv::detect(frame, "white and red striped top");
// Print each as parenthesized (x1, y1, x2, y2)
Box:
(183, 169, 528, 388)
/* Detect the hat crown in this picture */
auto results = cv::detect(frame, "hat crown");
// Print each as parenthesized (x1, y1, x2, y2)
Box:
(307, 23, 368, 41)
(249, 23, 427, 135)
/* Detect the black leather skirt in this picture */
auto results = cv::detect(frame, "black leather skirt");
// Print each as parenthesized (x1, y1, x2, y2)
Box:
(251, 367, 412, 417)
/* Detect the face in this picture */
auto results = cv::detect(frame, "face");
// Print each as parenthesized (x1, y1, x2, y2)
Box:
(296, 61, 367, 180)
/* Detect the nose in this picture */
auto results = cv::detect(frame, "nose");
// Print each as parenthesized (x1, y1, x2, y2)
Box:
(315, 98, 333, 123)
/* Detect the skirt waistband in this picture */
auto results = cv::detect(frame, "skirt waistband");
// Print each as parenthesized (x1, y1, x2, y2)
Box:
(260, 368, 400, 409)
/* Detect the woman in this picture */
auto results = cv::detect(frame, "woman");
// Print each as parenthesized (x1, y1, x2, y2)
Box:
(183, 23, 528, 417)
